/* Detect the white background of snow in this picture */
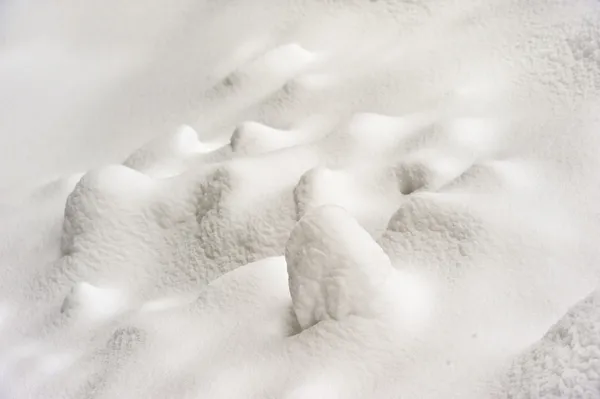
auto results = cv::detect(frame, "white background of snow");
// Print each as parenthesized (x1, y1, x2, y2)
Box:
(1, 0, 600, 398)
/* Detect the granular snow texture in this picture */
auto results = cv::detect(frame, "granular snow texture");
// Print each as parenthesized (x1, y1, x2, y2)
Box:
(1, 0, 600, 398)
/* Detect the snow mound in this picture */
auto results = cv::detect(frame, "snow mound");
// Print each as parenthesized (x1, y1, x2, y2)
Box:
(293, 165, 400, 237)
(124, 125, 226, 178)
(2, 0, 600, 397)
(500, 289, 600, 398)
(230, 116, 330, 155)
(286, 205, 397, 329)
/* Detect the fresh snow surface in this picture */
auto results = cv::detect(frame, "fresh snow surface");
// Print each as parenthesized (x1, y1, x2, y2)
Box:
(1, 0, 600, 398)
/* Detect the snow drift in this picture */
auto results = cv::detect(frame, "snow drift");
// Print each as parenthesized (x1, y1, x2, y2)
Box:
(1, 0, 600, 397)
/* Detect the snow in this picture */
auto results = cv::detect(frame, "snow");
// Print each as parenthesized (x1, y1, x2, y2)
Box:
(123, 124, 226, 178)
(286, 205, 395, 328)
(499, 289, 600, 398)
(1, 0, 600, 397)
(60, 282, 127, 322)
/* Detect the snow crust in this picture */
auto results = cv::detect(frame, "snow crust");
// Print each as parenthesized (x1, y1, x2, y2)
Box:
(1, 0, 600, 397)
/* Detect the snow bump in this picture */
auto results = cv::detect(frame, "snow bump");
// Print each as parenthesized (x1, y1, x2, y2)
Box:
(293, 165, 400, 236)
(285, 205, 397, 330)
(77, 165, 154, 197)
(230, 121, 291, 155)
(394, 148, 475, 193)
(60, 282, 126, 322)
(124, 125, 224, 178)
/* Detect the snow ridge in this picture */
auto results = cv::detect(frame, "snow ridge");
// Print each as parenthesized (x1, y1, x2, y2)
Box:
(1, 1, 600, 398)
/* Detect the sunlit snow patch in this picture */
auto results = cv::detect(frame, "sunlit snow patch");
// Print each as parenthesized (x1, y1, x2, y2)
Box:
(348, 112, 435, 141)
(140, 294, 197, 313)
(260, 43, 317, 77)
(384, 270, 435, 333)
(441, 117, 500, 156)
(283, 368, 351, 399)
(293, 72, 337, 91)
(60, 282, 127, 322)
(79, 165, 155, 198)
(451, 67, 510, 113)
